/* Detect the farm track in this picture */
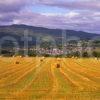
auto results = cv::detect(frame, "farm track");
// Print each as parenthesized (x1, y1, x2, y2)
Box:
(0, 57, 99, 100)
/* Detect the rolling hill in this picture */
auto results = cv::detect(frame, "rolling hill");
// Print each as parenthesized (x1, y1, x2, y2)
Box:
(0, 24, 100, 47)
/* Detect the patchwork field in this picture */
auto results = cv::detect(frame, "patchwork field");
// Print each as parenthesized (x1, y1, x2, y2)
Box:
(0, 57, 99, 100)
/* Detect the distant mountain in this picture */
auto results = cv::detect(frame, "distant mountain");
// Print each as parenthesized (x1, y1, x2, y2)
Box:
(0, 24, 100, 47)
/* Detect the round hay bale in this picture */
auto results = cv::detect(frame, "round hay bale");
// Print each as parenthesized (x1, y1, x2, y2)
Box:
(57, 58, 61, 62)
(56, 64, 60, 68)
(42, 57, 45, 59)
(20, 56, 22, 58)
(40, 59, 43, 62)
(13, 55, 15, 58)
(15, 61, 20, 64)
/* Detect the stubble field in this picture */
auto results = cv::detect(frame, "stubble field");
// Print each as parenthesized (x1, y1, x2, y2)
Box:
(0, 57, 99, 100)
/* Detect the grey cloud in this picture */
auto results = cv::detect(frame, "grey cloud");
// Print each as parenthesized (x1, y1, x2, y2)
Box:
(0, 0, 100, 34)
(0, 0, 32, 13)
(36, 0, 100, 11)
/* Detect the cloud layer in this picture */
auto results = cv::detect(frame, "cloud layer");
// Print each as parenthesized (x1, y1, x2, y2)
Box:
(0, 0, 100, 33)
(36, 0, 100, 11)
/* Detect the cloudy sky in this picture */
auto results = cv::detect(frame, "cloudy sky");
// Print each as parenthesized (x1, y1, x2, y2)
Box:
(0, 0, 100, 33)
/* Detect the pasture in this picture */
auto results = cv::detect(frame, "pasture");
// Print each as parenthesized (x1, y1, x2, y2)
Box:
(0, 57, 99, 100)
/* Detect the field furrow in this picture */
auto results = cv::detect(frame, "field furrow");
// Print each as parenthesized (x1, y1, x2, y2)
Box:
(0, 57, 99, 100)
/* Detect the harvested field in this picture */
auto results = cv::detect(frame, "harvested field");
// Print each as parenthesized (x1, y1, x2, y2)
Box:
(0, 57, 99, 100)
